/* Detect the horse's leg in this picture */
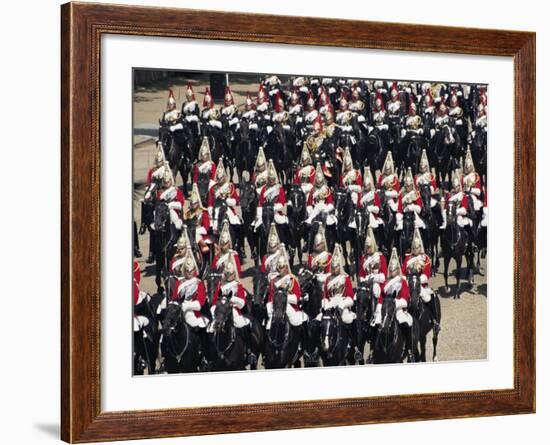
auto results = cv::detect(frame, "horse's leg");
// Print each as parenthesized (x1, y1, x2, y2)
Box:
(420, 334, 427, 362)
(455, 255, 462, 299)
(443, 254, 451, 294)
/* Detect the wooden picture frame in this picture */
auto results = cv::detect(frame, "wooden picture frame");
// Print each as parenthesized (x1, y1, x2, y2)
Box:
(61, 2, 536, 442)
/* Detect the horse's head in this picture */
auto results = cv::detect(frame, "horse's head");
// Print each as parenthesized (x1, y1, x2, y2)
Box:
(239, 119, 249, 140)
(213, 294, 233, 333)
(289, 184, 306, 214)
(380, 297, 396, 334)
(272, 289, 288, 322)
(206, 273, 222, 303)
(354, 284, 372, 321)
(239, 181, 257, 210)
(320, 308, 340, 353)
(162, 301, 182, 338)
(297, 268, 314, 293)
(252, 272, 269, 306)
(408, 274, 422, 310)
(154, 201, 170, 232)
(419, 183, 432, 208)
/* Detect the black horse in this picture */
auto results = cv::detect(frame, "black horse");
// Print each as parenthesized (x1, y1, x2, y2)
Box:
(407, 274, 440, 362)
(160, 301, 200, 373)
(365, 127, 389, 182)
(251, 271, 269, 326)
(159, 124, 194, 189)
(133, 293, 160, 375)
(286, 184, 307, 266)
(239, 181, 258, 262)
(373, 297, 407, 364)
(377, 191, 397, 259)
(431, 125, 461, 188)
(152, 200, 179, 292)
(400, 133, 424, 176)
(265, 124, 293, 185)
(398, 211, 416, 261)
(297, 268, 323, 367)
(354, 282, 378, 364)
(419, 183, 440, 272)
(470, 125, 487, 186)
(318, 307, 349, 366)
(264, 289, 302, 369)
(207, 295, 247, 371)
(440, 201, 468, 299)
(333, 188, 354, 271)
(235, 120, 257, 184)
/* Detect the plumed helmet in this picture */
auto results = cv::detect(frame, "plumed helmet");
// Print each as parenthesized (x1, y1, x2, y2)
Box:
(342, 146, 353, 173)
(306, 91, 315, 111)
(375, 91, 385, 111)
(254, 147, 267, 173)
(314, 163, 326, 188)
(451, 170, 462, 192)
(424, 90, 434, 107)
(190, 183, 202, 208)
(404, 167, 415, 189)
(300, 145, 312, 167)
(449, 88, 459, 106)
(245, 91, 255, 111)
(390, 82, 399, 99)
(224, 86, 234, 106)
(267, 223, 280, 253)
(167, 88, 177, 110)
(313, 113, 323, 133)
(324, 103, 335, 125)
(222, 255, 237, 282)
(290, 88, 300, 106)
(267, 159, 278, 185)
(198, 137, 211, 162)
(162, 167, 174, 188)
(274, 91, 284, 113)
(215, 158, 227, 184)
(411, 228, 425, 255)
(339, 90, 349, 111)
(419, 149, 430, 173)
(276, 246, 290, 272)
(176, 230, 191, 251)
(183, 248, 199, 277)
(364, 227, 378, 255)
(313, 226, 327, 252)
(363, 166, 375, 191)
(257, 84, 267, 104)
(318, 87, 329, 106)
(154, 142, 166, 167)
(330, 243, 345, 274)
(219, 221, 232, 250)
(464, 148, 475, 174)
(185, 81, 195, 101)
(408, 97, 417, 115)
(202, 87, 213, 109)
(387, 248, 402, 277)
(382, 151, 395, 176)
(438, 102, 448, 115)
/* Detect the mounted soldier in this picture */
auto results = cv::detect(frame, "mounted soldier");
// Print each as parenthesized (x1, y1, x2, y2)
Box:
(372, 248, 415, 361)
(212, 221, 242, 277)
(307, 225, 332, 282)
(441, 170, 474, 236)
(386, 82, 403, 120)
(402, 229, 440, 332)
(415, 149, 443, 227)
(293, 145, 316, 196)
(259, 223, 282, 280)
(305, 163, 336, 230)
(221, 86, 240, 149)
(251, 146, 268, 195)
(157, 168, 185, 231)
(169, 230, 192, 276)
(403, 97, 424, 137)
(201, 87, 223, 132)
(161, 88, 182, 126)
(209, 255, 256, 366)
(184, 183, 211, 262)
(340, 146, 363, 208)
(398, 167, 425, 231)
(318, 244, 358, 353)
(192, 137, 217, 201)
(360, 167, 384, 230)
(461, 149, 483, 213)
(182, 81, 200, 136)
(266, 246, 308, 332)
(254, 160, 290, 247)
(359, 227, 388, 300)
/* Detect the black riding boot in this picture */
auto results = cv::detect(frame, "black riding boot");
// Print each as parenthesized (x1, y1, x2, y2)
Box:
(234, 224, 246, 260)
(146, 230, 155, 264)
(241, 324, 257, 367)
(346, 321, 362, 363)
(133, 221, 142, 258)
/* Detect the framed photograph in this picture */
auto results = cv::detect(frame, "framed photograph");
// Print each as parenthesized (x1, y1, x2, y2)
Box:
(61, 2, 535, 442)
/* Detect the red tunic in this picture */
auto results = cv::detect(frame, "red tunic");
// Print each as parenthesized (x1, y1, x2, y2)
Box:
(211, 281, 246, 315)
(185, 210, 211, 242)
(133, 261, 141, 304)
(207, 183, 240, 208)
(414, 173, 437, 191)
(293, 166, 315, 185)
(443, 192, 469, 211)
(212, 251, 242, 277)
(170, 277, 207, 317)
(377, 174, 401, 193)
(403, 254, 431, 287)
(306, 187, 334, 207)
(192, 161, 217, 184)
(380, 277, 410, 304)
(267, 274, 301, 312)
(156, 188, 185, 218)
(460, 172, 482, 191)
(359, 189, 382, 211)
(260, 253, 280, 274)
(323, 274, 354, 300)
(359, 252, 388, 280)
(307, 253, 332, 273)
(258, 184, 286, 208)
(398, 190, 423, 214)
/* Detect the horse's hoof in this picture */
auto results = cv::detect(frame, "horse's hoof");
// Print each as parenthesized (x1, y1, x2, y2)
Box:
(445, 287, 451, 294)
(433, 356, 439, 362)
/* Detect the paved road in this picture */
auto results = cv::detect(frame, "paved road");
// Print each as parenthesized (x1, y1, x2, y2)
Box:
(132, 78, 487, 366)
